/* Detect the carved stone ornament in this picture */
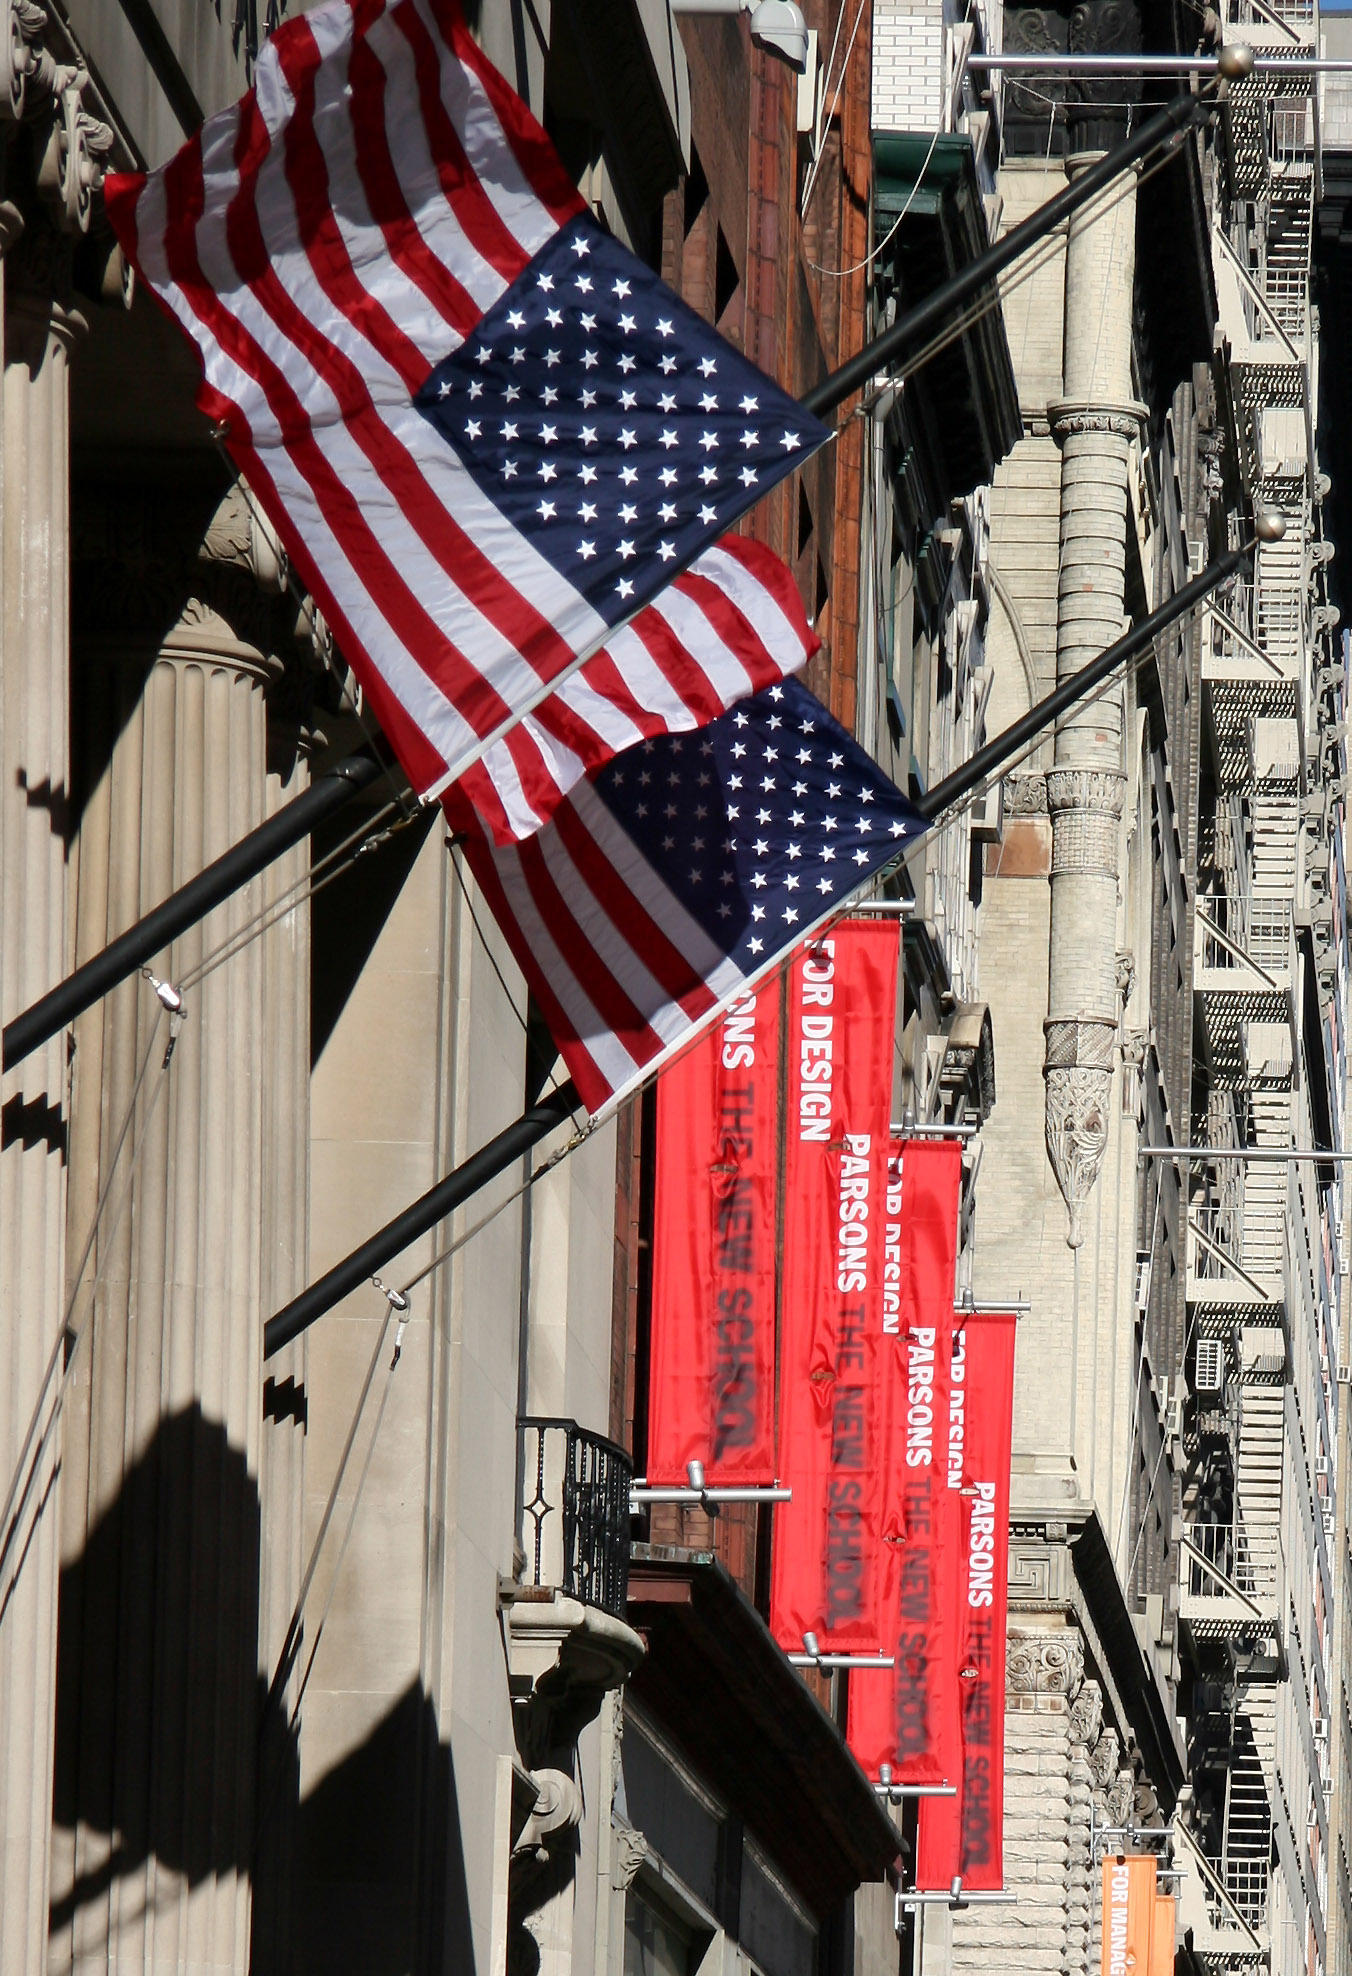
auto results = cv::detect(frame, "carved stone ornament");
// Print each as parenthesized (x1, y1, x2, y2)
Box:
(37, 69, 114, 233)
(611, 1819, 650, 1893)
(1068, 1678, 1104, 1749)
(1088, 1725, 1121, 1788)
(1106, 1772, 1136, 1826)
(1006, 772, 1049, 817)
(3, 0, 47, 122)
(1045, 1063, 1111, 1247)
(511, 1767, 584, 1863)
(1049, 397, 1147, 446)
(1044, 766, 1127, 819)
(1115, 951, 1136, 1007)
(1007, 1631, 1085, 1699)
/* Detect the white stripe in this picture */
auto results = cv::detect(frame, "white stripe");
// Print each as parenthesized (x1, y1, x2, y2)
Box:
(405, 0, 565, 259)
(256, 9, 478, 368)
(489, 845, 643, 1097)
(689, 542, 809, 657)
(182, 205, 601, 706)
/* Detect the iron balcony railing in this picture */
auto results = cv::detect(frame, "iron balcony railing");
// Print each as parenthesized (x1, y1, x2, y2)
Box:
(1196, 892, 1291, 974)
(518, 1416, 633, 1620)
(1205, 1855, 1270, 1930)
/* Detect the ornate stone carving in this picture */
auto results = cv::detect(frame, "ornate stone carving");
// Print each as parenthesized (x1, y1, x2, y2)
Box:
(610, 1819, 649, 1893)
(36, 69, 113, 232)
(1045, 1063, 1111, 1247)
(1050, 806, 1120, 875)
(1007, 1631, 1085, 1700)
(1068, 1677, 1104, 1749)
(511, 1767, 584, 1863)
(3, 0, 48, 121)
(1005, 772, 1048, 817)
(1115, 952, 1136, 1006)
(1045, 1018, 1117, 1072)
(1045, 766, 1126, 818)
(1088, 1724, 1120, 1788)
(1049, 397, 1147, 445)
(1105, 1772, 1136, 1826)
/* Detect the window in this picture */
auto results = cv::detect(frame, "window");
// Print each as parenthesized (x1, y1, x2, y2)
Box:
(624, 1885, 701, 1976)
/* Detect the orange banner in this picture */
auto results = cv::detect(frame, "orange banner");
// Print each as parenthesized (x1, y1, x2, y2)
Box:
(1150, 1894, 1175, 1976)
(1100, 1855, 1158, 1976)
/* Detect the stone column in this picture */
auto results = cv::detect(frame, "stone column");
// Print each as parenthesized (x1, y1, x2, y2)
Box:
(0, 193, 86, 1972)
(51, 482, 307, 1975)
(1043, 69, 1145, 1246)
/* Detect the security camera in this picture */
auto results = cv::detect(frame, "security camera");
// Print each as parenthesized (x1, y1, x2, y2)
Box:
(749, 0, 810, 69)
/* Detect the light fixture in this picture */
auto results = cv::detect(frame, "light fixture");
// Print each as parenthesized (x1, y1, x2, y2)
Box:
(669, 0, 811, 73)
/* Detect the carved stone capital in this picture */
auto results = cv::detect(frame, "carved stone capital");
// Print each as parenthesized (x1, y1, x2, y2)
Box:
(73, 481, 298, 666)
(1068, 1676, 1104, 1748)
(1008, 1629, 1085, 1703)
(3, 0, 48, 122)
(1005, 772, 1048, 817)
(1049, 396, 1147, 445)
(1044, 1061, 1112, 1246)
(1045, 766, 1126, 818)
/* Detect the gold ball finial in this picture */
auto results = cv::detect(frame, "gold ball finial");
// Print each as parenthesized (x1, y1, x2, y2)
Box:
(1254, 511, 1287, 543)
(1217, 43, 1255, 80)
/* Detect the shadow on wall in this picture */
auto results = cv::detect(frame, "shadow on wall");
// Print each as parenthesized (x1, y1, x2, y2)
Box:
(48, 1404, 477, 1974)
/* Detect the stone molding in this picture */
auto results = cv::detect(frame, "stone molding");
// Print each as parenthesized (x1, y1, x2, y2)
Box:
(1049, 395, 1147, 444)
(1005, 772, 1049, 817)
(1045, 765, 1126, 817)
(1008, 1631, 1085, 1701)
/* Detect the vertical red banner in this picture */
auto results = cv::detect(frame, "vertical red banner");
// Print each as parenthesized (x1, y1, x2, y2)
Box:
(647, 986, 782, 1483)
(916, 1309, 1016, 1891)
(769, 921, 900, 1654)
(847, 1138, 963, 1780)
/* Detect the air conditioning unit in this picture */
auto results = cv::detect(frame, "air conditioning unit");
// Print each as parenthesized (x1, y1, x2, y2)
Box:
(968, 780, 1004, 846)
(1135, 1253, 1153, 1314)
(1314, 1716, 1329, 1744)
(1195, 1340, 1226, 1395)
(1316, 1454, 1331, 1480)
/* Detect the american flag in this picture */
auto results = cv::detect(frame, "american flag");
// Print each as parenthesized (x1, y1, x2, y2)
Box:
(452, 535, 820, 843)
(103, 0, 827, 807)
(450, 677, 928, 1114)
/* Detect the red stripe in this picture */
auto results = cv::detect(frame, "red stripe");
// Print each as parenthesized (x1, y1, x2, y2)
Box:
(460, 836, 612, 1112)
(219, 98, 579, 693)
(271, 20, 438, 391)
(430, 0, 587, 228)
(549, 800, 721, 1023)
(345, 17, 489, 334)
(514, 830, 671, 1065)
(156, 137, 518, 748)
(197, 379, 450, 790)
(392, 0, 550, 282)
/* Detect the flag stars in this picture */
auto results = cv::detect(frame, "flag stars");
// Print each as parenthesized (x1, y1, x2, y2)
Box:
(659, 429, 678, 450)
(578, 464, 598, 484)
(658, 392, 677, 413)
(575, 273, 593, 293)
(570, 234, 591, 256)
(699, 392, 719, 412)
(659, 468, 678, 489)
(506, 308, 526, 329)
(538, 461, 557, 482)
(656, 317, 675, 338)
(658, 540, 676, 560)
(740, 394, 759, 413)
(465, 418, 482, 439)
(739, 467, 758, 486)
(578, 501, 598, 522)
(699, 356, 718, 376)
(617, 539, 636, 559)
(659, 355, 678, 374)
(537, 272, 555, 292)
(659, 502, 677, 523)
(613, 277, 632, 298)
(539, 423, 558, 444)
(619, 389, 638, 410)
(540, 385, 558, 406)
(537, 498, 556, 519)
(618, 312, 637, 334)
(500, 420, 518, 441)
(577, 540, 596, 560)
(545, 307, 563, 327)
(580, 388, 598, 409)
(699, 431, 719, 452)
(617, 353, 637, 373)
(581, 350, 599, 370)
(616, 577, 635, 598)
(780, 431, 802, 450)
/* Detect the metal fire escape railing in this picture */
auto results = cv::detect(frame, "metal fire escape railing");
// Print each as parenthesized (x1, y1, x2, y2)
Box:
(1186, 15, 1323, 1955)
(517, 1417, 634, 1620)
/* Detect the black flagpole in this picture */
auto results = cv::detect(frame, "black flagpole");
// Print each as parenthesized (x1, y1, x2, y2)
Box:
(261, 545, 1247, 1356)
(916, 545, 1250, 820)
(10, 89, 1215, 1072)
(800, 88, 1212, 417)
(263, 1080, 580, 1358)
(2, 751, 386, 1071)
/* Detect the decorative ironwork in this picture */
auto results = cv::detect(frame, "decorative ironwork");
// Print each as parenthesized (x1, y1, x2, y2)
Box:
(518, 1416, 632, 1620)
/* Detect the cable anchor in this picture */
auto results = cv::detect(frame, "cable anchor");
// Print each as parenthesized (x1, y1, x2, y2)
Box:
(372, 1277, 411, 1366)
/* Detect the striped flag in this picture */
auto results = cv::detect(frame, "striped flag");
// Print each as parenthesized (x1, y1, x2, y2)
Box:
(453, 535, 819, 843)
(448, 678, 928, 1114)
(103, 0, 827, 808)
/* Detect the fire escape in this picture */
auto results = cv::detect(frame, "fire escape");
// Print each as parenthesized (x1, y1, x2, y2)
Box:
(1176, 2, 1328, 1965)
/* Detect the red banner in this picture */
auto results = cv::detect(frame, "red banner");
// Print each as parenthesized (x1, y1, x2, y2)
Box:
(847, 1138, 963, 1780)
(916, 1310, 1016, 1891)
(647, 986, 782, 1483)
(769, 921, 900, 1654)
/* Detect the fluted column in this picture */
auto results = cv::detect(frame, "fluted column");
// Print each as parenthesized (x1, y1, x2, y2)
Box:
(1043, 138, 1143, 1245)
(0, 208, 83, 1973)
(51, 483, 307, 1974)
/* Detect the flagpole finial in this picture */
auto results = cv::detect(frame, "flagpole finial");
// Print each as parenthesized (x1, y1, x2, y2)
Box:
(1254, 509, 1287, 543)
(1216, 43, 1254, 81)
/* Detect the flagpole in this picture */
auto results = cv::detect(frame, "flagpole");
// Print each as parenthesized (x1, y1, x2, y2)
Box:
(914, 539, 1263, 823)
(262, 1080, 580, 1358)
(1, 751, 388, 1072)
(799, 75, 1234, 419)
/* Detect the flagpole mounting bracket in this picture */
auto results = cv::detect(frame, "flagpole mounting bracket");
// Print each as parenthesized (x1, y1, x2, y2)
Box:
(629, 1460, 791, 1516)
